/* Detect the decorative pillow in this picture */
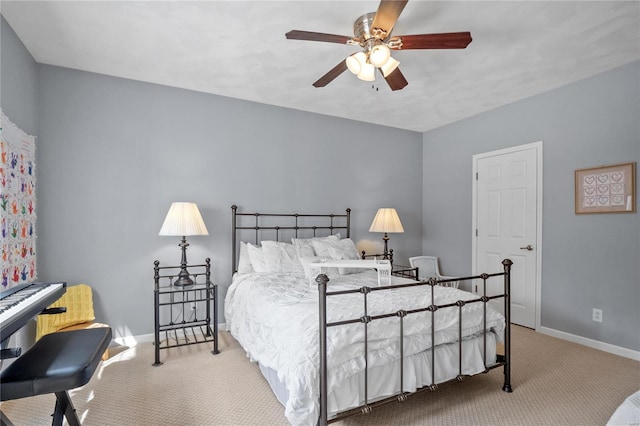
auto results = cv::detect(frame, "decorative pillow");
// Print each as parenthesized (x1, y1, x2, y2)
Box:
(311, 237, 358, 259)
(262, 241, 303, 273)
(237, 242, 255, 274)
(292, 234, 340, 257)
(246, 243, 268, 272)
(324, 238, 361, 274)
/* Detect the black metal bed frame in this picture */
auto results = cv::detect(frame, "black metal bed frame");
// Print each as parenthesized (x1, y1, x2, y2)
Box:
(316, 261, 512, 424)
(231, 204, 350, 274)
(230, 205, 512, 425)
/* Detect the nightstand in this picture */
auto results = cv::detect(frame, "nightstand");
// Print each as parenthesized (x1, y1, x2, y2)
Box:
(361, 250, 394, 265)
(391, 264, 418, 279)
(152, 258, 219, 366)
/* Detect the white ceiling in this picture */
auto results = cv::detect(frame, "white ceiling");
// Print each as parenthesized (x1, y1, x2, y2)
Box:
(2, 1, 639, 132)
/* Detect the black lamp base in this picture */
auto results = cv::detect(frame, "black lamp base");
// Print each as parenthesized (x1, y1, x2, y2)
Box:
(173, 236, 194, 287)
(381, 233, 395, 265)
(382, 233, 390, 259)
(174, 268, 194, 287)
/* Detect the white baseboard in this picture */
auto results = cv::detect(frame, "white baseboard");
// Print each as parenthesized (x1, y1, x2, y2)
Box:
(113, 323, 227, 348)
(113, 333, 154, 347)
(538, 326, 640, 361)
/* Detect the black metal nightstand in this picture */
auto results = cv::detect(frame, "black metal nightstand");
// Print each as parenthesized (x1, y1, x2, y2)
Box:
(152, 258, 219, 366)
(391, 264, 418, 279)
(361, 250, 394, 265)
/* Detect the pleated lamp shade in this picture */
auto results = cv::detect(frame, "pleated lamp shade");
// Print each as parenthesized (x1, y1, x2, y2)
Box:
(369, 208, 404, 233)
(158, 202, 209, 236)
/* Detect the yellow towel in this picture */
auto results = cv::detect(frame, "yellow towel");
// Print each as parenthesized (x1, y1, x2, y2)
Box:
(36, 284, 96, 341)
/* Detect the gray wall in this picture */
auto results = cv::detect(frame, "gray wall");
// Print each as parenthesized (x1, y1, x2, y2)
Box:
(1, 16, 38, 135)
(422, 61, 640, 351)
(35, 65, 422, 338)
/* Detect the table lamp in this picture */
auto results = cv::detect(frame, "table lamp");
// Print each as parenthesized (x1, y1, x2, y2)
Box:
(369, 208, 404, 260)
(159, 202, 208, 286)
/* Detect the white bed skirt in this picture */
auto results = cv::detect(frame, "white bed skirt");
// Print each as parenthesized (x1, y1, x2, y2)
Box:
(260, 330, 499, 423)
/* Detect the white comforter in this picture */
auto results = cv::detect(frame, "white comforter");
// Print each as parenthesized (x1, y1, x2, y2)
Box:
(225, 270, 505, 425)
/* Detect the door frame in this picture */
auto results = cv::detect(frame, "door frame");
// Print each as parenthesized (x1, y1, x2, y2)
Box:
(471, 141, 543, 329)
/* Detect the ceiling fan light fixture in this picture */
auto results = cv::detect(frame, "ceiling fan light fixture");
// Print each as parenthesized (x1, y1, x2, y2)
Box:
(380, 56, 400, 77)
(346, 52, 366, 75)
(286, 2, 472, 90)
(369, 44, 391, 67)
(357, 62, 376, 81)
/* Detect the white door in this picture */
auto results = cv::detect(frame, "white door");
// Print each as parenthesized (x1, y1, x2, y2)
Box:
(472, 142, 542, 329)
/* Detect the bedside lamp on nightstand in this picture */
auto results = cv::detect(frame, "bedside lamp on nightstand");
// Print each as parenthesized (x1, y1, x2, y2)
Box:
(159, 202, 208, 286)
(369, 208, 404, 260)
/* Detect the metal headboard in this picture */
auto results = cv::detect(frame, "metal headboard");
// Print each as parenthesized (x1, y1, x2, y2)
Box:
(231, 205, 351, 274)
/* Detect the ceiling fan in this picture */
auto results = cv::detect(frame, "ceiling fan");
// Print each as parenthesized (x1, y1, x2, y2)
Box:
(285, 0, 472, 91)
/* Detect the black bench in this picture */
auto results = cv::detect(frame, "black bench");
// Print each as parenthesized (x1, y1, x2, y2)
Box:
(1, 327, 112, 426)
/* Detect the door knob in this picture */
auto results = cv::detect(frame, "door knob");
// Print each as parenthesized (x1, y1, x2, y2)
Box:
(520, 245, 534, 251)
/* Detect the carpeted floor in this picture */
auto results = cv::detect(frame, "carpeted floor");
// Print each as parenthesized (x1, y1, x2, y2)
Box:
(1, 326, 638, 425)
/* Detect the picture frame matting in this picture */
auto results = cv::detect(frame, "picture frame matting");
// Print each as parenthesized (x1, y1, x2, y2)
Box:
(575, 162, 636, 214)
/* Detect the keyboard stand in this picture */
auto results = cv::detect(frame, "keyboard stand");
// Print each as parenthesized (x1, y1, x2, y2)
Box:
(0, 327, 112, 426)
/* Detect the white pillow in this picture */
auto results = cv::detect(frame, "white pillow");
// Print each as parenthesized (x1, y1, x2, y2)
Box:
(311, 237, 358, 259)
(324, 238, 361, 274)
(292, 234, 340, 257)
(237, 242, 255, 274)
(246, 243, 268, 272)
(262, 241, 303, 273)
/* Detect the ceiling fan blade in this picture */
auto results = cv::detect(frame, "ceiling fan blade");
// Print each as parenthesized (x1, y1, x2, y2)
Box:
(372, 0, 409, 35)
(313, 60, 349, 87)
(390, 32, 472, 50)
(383, 67, 408, 91)
(286, 30, 352, 45)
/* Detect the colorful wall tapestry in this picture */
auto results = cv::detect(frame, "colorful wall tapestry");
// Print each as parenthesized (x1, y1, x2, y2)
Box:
(0, 111, 37, 288)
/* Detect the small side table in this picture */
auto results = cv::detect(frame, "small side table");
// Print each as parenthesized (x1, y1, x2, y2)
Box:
(153, 258, 219, 366)
(391, 264, 419, 280)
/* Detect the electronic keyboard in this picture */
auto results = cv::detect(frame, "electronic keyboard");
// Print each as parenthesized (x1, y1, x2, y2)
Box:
(0, 282, 66, 342)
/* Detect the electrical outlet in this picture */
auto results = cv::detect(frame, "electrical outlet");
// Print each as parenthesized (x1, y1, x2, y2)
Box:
(592, 308, 603, 323)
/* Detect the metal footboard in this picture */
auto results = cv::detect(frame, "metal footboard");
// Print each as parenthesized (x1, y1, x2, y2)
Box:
(317, 259, 513, 425)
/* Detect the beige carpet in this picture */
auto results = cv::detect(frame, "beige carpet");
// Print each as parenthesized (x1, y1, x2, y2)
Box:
(1, 326, 638, 425)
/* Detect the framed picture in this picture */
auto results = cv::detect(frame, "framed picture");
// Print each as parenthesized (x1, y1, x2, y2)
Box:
(575, 162, 636, 214)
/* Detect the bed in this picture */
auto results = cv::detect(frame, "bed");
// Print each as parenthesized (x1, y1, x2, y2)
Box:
(225, 205, 512, 425)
